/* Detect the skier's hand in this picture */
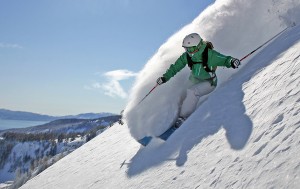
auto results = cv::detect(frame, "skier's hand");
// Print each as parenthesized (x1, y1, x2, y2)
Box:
(156, 77, 166, 85)
(231, 58, 241, 69)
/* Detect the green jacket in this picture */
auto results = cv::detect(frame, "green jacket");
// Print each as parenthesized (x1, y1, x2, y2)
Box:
(163, 42, 233, 86)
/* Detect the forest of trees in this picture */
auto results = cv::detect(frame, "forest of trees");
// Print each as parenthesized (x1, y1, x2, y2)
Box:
(0, 123, 111, 188)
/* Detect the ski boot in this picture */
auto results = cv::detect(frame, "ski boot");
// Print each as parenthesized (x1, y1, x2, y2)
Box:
(174, 117, 186, 128)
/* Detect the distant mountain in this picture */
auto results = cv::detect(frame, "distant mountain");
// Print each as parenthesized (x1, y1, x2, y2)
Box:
(0, 109, 55, 121)
(0, 109, 116, 121)
(60, 113, 115, 120)
(0, 115, 121, 134)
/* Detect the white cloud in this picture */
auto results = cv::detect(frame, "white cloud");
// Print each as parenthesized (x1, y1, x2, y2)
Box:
(0, 43, 23, 49)
(104, 70, 138, 81)
(90, 69, 138, 99)
(101, 80, 128, 98)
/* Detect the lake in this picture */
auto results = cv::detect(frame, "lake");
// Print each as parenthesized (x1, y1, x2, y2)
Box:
(0, 119, 49, 131)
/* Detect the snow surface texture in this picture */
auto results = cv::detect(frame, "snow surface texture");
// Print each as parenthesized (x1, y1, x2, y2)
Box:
(124, 0, 300, 140)
(20, 1, 300, 189)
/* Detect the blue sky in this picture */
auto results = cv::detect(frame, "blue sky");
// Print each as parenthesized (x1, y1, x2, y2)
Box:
(0, 0, 213, 116)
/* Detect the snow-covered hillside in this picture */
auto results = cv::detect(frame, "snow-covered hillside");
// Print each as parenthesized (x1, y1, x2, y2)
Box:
(0, 116, 120, 188)
(0, 137, 84, 183)
(20, 0, 300, 189)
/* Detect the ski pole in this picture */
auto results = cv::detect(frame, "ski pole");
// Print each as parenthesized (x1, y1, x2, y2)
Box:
(138, 83, 159, 105)
(239, 26, 290, 62)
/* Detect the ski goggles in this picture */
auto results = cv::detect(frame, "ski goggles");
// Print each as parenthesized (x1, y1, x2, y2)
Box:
(184, 46, 199, 54)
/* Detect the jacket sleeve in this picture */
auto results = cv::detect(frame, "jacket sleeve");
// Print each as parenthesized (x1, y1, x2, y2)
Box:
(163, 53, 187, 82)
(208, 49, 233, 68)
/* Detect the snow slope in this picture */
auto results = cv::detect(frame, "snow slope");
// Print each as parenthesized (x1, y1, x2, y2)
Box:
(20, 22, 300, 189)
(19, 0, 300, 188)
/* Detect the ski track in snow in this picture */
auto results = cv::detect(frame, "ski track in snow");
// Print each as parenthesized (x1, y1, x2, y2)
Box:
(18, 1, 300, 189)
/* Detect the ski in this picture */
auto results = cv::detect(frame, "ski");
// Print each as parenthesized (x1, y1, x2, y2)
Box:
(157, 125, 179, 141)
(137, 136, 153, 146)
(137, 124, 181, 146)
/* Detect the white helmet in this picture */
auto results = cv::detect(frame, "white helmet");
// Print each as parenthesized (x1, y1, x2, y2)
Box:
(182, 33, 202, 47)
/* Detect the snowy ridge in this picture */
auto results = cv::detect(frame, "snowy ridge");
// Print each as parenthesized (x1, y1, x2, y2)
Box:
(0, 109, 114, 122)
(19, 22, 300, 189)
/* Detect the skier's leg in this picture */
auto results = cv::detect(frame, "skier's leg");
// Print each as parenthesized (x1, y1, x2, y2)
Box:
(180, 81, 215, 118)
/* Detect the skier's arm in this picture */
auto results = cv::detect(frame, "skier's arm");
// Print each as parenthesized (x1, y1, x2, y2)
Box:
(208, 49, 234, 68)
(162, 54, 187, 82)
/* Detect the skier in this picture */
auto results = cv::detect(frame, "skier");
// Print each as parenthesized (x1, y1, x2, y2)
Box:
(156, 33, 241, 127)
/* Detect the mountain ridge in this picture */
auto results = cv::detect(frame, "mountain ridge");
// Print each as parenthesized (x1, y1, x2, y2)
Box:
(0, 115, 121, 134)
(0, 109, 115, 121)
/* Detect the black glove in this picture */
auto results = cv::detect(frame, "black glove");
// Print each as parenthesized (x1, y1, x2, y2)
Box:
(156, 77, 166, 85)
(231, 58, 241, 69)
